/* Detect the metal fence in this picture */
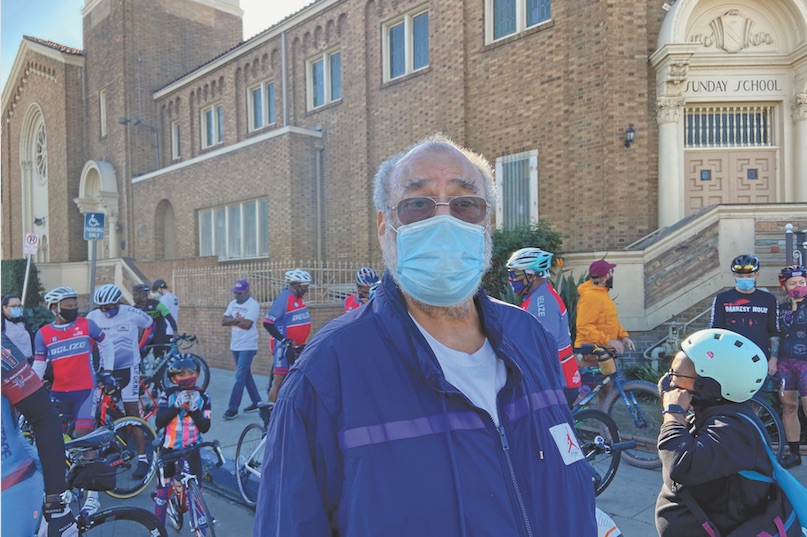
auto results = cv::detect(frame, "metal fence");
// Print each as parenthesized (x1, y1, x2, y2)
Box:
(173, 259, 385, 307)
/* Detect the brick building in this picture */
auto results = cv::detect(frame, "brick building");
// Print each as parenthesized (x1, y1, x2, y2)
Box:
(2, 0, 807, 366)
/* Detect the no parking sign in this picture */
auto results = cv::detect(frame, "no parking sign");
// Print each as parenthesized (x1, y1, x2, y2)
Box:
(23, 233, 39, 256)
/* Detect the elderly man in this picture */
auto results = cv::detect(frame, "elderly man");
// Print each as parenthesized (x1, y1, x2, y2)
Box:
(254, 135, 596, 536)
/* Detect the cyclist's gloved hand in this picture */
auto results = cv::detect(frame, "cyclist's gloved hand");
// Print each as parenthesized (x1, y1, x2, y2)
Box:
(186, 390, 202, 411)
(281, 338, 294, 347)
(174, 391, 189, 408)
(97, 372, 118, 392)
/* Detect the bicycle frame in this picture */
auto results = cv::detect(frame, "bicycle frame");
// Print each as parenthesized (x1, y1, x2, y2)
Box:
(573, 357, 653, 430)
(241, 435, 267, 481)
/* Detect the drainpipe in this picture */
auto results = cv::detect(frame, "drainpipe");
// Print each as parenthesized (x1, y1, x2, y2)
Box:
(315, 142, 324, 261)
(281, 32, 288, 127)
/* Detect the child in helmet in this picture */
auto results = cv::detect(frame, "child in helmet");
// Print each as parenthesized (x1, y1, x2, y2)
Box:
(153, 356, 212, 526)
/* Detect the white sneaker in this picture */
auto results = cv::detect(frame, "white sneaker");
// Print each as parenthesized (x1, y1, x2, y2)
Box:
(80, 496, 101, 518)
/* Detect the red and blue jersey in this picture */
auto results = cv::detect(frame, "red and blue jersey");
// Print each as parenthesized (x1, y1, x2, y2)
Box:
(344, 293, 366, 312)
(34, 318, 108, 391)
(264, 288, 311, 350)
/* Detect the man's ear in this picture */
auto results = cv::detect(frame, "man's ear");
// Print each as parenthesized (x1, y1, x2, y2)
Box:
(377, 211, 386, 242)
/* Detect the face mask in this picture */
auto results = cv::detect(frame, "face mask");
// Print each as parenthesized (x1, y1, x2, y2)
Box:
(787, 285, 807, 299)
(103, 307, 119, 318)
(735, 277, 755, 291)
(175, 377, 196, 389)
(605, 276, 614, 289)
(235, 293, 250, 304)
(395, 215, 486, 307)
(509, 280, 527, 296)
(8, 306, 24, 319)
(59, 307, 79, 323)
(295, 287, 308, 298)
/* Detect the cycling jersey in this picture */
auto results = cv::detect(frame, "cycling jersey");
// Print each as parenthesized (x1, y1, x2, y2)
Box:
(86, 305, 154, 369)
(135, 298, 176, 340)
(157, 291, 180, 336)
(521, 281, 581, 388)
(264, 288, 311, 350)
(155, 386, 212, 449)
(779, 298, 807, 361)
(34, 317, 114, 391)
(344, 293, 365, 312)
(710, 288, 779, 358)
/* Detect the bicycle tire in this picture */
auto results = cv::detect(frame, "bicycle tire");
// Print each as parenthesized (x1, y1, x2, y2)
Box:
(162, 353, 211, 391)
(188, 479, 217, 537)
(573, 408, 621, 496)
(749, 395, 786, 460)
(167, 490, 184, 530)
(604, 380, 662, 469)
(80, 506, 168, 536)
(236, 423, 266, 507)
(105, 416, 158, 498)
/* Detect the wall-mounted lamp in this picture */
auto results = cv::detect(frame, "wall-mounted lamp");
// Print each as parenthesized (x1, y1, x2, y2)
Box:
(33, 216, 46, 226)
(624, 124, 636, 148)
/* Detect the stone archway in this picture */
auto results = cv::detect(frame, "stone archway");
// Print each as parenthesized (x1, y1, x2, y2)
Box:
(650, 0, 807, 227)
(154, 200, 177, 260)
(19, 103, 50, 260)
(74, 160, 120, 259)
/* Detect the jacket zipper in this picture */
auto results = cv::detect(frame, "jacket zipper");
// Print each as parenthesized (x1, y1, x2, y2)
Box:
(498, 425, 534, 537)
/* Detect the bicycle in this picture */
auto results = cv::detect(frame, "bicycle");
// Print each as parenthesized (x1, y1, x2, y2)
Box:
(748, 375, 786, 460)
(571, 406, 636, 496)
(158, 440, 225, 536)
(573, 344, 663, 469)
(54, 422, 168, 536)
(235, 401, 275, 507)
(140, 334, 211, 397)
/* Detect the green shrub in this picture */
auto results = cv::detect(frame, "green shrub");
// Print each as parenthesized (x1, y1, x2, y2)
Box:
(553, 269, 588, 345)
(1, 259, 45, 307)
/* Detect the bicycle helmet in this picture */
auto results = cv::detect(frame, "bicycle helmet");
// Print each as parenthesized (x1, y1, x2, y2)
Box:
(132, 283, 150, 295)
(94, 284, 123, 306)
(166, 355, 200, 389)
(506, 247, 554, 277)
(730, 254, 760, 274)
(151, 279, 167, 291)
(44, 286, 78, 306)
(680, 328, 766, 403)
(356, 267, 380, 286)
(285, 270, 312, 284)
(778, 265, 807, 286)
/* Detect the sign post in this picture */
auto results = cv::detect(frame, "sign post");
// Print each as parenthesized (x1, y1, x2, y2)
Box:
(21, 233, 40, 307)
(84, 212, 106, 310)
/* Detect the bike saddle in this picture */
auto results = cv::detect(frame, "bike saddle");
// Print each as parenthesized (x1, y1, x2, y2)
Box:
(65, 427, 114, 449)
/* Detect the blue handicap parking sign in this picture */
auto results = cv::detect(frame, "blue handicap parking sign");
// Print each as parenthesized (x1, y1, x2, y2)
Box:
(84, 212, 105, 240)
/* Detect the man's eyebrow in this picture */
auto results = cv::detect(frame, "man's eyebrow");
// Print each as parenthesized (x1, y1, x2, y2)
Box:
(401, 177, 480, 194)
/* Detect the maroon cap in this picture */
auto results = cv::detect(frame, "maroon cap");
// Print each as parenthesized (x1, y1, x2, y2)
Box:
(589, 260, 616, 278)
(231, 280, 249, 293)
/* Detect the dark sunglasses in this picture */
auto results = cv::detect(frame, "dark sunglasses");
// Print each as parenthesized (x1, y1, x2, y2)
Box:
(733, 264, 757, 273)
(99, 304, 117, 311)
(391, 196, 488, 225)
(667, 368, 698, 380)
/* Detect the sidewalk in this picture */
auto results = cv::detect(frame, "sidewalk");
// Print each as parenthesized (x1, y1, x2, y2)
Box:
(200, 368, 807, 533)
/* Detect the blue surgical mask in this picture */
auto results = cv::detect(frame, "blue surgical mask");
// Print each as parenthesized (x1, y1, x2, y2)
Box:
(395, 215, 486, 307)
(735, 278, 755, 292)
(103, 307, 120, 318)
(8, 306, 24, 319)
(509, 280, 526, 296)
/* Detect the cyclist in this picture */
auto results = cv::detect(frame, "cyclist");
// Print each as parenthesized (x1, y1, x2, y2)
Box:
(2, 335, 77, 537)
(263, 270, 312, 403)
(2, 293, 35, 362)
(151, 279, 179, 338)
(344, 267, 380, 312)
(710, 254, 780, 372)
(153, 356, 212, 526)
(776, 265, 807, 468)
(132, 283, 177, 360)
(575, 260, 635, 355)
(32, 286, 114, 519)
(507, 247, 581, 406)
(86, 284, 154, 480)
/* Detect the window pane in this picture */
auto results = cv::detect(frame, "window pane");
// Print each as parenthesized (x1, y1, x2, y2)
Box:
(216, 106, 223, 143)
(493, 0, 516, 40)
(330, 52, 341, 101)
(259, 198, 269, 256)
(389, 23, 405, 79)
(229, 204, 241, 258)
(267, 83, 276, 124)
(413, 13, 429, 70)
(215, 207, 226, 258)
(205, 109, 214, 147)
(527, 0, 551, 26)
(252, 87, 263, 130)
(243, 201, 257, 257)
(313, 59, 324, 107)
(502, 158, 530, 228)
(200, 211, 212, 256)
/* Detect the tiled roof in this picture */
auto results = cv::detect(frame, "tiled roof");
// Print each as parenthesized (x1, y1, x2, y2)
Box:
(23, 35, 84, 56)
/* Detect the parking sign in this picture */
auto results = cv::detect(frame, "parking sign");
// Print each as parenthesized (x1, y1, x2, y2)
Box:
(23, 233, 39, 256)
(84, 212, 105, 240)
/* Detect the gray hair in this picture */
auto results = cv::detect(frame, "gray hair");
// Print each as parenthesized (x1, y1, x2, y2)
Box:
(372, 133, 496, 215)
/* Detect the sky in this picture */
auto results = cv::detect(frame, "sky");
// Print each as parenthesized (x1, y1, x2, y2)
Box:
(1, 0, 313, 92)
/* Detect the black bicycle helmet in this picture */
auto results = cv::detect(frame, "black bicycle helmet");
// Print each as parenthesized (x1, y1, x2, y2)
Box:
(152, 279, 167, 291)
(167, 355, 200, 378)
(778, 265, 807, 286)
(731, 254, 760, 274)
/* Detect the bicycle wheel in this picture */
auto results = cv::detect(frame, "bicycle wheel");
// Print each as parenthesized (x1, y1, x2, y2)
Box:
(604, 380, 662, 469)
(236, 423, 266, 507)
(106, 416, 158, 498)
(163, 353, 210, 391)
(749, 395, 786, 460)
(187, 480, 216, 537)
(166, 490, 184, 531)
(573, 408, 621, 496)
(81, 506, 168, 536)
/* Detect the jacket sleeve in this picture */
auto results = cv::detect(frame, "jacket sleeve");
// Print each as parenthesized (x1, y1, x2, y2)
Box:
(155, 392, 181, 430)
(574, 293, 608, 346)
(253, 371, 341, 537)
(658, 412, 761, 487)
(709, 296, 723, 329)
(187, 391, 212, 433)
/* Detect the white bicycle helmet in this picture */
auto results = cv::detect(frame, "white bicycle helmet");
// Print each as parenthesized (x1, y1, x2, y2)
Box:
(681, 328, 766, 403)
(506, 247, 554, 277)
(44, 286, 78, 306)
(285, 270, 312, 284)
(94, 284, 123, 306)
(356, 267, 380, 286)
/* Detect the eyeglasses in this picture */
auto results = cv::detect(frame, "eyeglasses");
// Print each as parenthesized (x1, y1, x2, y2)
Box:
(99, 305, 117, 311)
(508, 271, 525, 281)
(390, 196, 488, 225)
(668, 368, 698, 380)
(733, 264, 757, 272)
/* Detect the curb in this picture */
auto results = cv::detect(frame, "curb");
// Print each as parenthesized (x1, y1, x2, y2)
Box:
(200, 450, 252, 508)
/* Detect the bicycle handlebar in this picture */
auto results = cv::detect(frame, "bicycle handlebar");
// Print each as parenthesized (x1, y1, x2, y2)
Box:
(574, 345, 617, 358)
(158, 440, 225, 467)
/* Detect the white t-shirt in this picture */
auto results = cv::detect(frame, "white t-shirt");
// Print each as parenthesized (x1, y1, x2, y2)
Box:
(86, 305, 154, 369)
(412, 317, 507, 426)
(224, 297, 260, 351)
(158, 291, 179, 335)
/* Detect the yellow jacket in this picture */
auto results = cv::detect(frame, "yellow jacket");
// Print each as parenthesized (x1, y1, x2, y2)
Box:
(574, 280, 629, 348)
